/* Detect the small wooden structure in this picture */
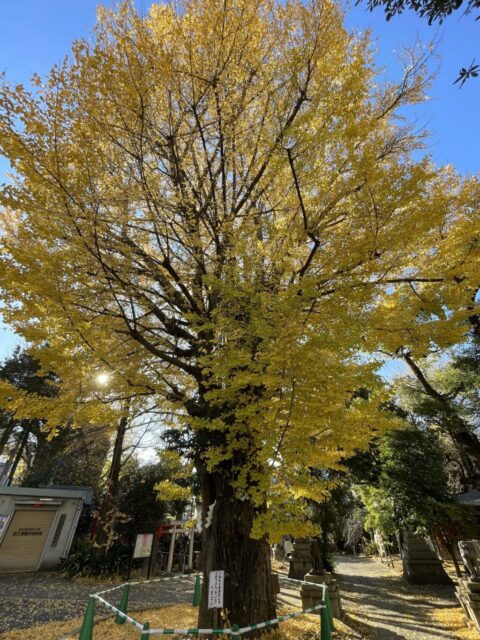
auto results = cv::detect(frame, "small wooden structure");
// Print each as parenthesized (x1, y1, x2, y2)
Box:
(130, 519, 196, 579)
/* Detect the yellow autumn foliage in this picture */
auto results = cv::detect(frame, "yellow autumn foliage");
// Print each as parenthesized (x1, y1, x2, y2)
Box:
(0, 0, 478, 538)
(155, 480, 192, 502)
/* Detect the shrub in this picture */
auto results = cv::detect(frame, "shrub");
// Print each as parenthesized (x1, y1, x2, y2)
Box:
(363, 541, 379, 556)
(60, 536, 130, 578)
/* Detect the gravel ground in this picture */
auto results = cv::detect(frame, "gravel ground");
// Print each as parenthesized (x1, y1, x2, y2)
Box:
(0, 558, 462, 638)
(0, 571, 360, 640)
(0, 572, 196, 633)
(336, 555, 458, 639)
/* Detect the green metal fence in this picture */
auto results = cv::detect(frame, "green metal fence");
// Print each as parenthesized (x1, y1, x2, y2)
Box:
(78, 572, 333, 639)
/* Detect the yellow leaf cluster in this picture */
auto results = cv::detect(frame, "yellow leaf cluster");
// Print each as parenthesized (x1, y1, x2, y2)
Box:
(0, 0, 478, 535)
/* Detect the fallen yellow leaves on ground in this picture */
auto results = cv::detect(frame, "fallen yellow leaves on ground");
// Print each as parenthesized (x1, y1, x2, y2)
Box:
(0, 604, 355, 639)
(0, 616, 84, 640)
(430, 606, 478, 640)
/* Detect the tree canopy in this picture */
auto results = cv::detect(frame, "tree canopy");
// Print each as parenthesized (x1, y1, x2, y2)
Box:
(359, 425, 453, 534)
(0, 349, 110, 488)
(0, 0, 478, 626)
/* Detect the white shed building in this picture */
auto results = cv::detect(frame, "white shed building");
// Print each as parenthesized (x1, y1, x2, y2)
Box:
(0, 486, 87, 572)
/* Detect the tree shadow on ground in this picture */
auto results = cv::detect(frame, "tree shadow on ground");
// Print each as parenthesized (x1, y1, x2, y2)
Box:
(335, 556, 458, 640)
(343, 611, 405, 639)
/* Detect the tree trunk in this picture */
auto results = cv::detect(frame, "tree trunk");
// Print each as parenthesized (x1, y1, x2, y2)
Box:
(446, 541, 463, 578)
(7, 425, 29, 484)
(94, 409, 129, 548)
(320, 501, 331, 571)
(198, 469, 275, 637)
(0, 418, 14, 459)
(21, 430, 63, 487)
(447, 428, 480, 482)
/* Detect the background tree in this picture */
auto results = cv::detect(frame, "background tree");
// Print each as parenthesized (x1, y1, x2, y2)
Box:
(119, 450, 192, 543)
(372, 425, 452, 531)
(88, 394, 167, 550)
(356, 423, 472, 573)
(0, 0, 479, 629)
(342, 505, 367, 555)
(0, 349, 56, 481)
(0, 349, 111, 490)
(308, 472, 360, 570)
(21, 425, 109, 489)
(63, 449, 193, 577)
(360, 0, 479, 84)
(395, 339, 480, 488)
(362, 0, 479, 23)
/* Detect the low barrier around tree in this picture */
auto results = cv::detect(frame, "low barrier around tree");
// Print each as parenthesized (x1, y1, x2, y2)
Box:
(78, 572, 334, 639)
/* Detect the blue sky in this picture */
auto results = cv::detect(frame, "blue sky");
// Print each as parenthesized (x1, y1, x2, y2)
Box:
(0, 0, 478, 377)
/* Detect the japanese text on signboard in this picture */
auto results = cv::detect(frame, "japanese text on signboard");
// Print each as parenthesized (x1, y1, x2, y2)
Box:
(208, 570, 224, 609)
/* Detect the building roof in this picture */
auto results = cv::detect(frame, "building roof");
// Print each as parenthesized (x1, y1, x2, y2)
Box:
(39, 485, 94, 505)
(0, 486, 90, 500)
(455, 489, 480, 507)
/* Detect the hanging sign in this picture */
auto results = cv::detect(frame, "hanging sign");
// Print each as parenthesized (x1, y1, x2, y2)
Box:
(133, 532, 153, 559)
(208, 570, 225, 609)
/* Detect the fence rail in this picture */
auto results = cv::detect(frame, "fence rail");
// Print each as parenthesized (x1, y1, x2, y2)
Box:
(79, 571, 333, 639)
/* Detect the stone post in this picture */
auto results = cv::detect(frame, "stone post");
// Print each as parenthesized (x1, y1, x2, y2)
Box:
(273, 543, 285, 562)
(287, 538, 312, 580)
(401, 532, 452, 585)
(300, 571, 343, 619)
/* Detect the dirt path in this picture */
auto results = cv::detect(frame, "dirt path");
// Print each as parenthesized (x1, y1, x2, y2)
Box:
(335, 555, 458, 639)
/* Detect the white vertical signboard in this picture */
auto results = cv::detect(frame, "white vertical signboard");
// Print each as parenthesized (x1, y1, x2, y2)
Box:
(208, 570, 225, 609)
(133, 532, 153, 559)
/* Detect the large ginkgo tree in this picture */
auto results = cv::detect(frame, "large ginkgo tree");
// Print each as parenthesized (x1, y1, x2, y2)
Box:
(0, 0, 478, 630)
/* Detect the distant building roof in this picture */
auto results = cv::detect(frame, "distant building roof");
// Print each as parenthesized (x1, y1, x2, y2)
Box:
(39, 485, 94, 505)
(455, 489, 480, 507)
(0, 486, 91, 500)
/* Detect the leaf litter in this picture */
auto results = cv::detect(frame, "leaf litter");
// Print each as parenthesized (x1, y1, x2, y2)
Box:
(0, 603, 356, 639)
